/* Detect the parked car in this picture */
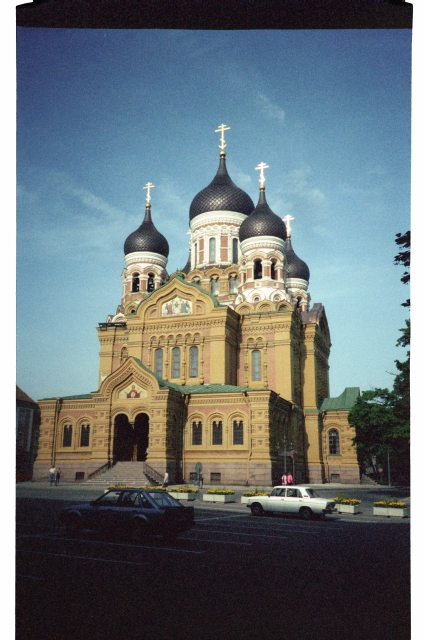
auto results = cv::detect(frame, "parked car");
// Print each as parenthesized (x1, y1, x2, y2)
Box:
(59, 488, 194, 542)
(246, 486, 336, 520)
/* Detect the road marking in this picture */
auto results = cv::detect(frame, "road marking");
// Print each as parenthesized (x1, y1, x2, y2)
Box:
(191, 528, 288, 541)
(195, 514, 248, 522)
(17, 537, 205, 555)
(18, 549, 150, 566)
(182, 536, 252, 546)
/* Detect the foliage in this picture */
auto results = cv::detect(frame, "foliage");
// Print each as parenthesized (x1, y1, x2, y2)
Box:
(169, 487, 198, 493)
(205, 489, 235, 495)
(332, 496, 361, 505)
(107, 484, 165, 490)
(374, 499, 406, 509)
(242, 491, 269, 497)
(394, 230, 410, 307)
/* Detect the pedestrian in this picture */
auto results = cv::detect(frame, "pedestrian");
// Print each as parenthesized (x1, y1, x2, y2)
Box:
(287, 472, 293, 485)
(281, 473, 287, 485)
(162, 471, 169, 489)
(49, 466, 56, 486)
(55, 467, 61, 486)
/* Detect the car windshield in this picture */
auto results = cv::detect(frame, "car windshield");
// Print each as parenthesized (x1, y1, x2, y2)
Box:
(147, 491, 181, 507)
(305, 489, 320, 498)
(93, 490, 122, 506)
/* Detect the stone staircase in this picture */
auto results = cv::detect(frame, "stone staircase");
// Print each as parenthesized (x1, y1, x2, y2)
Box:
(85, 462, 160, 487)
(360, 473, 380, 486)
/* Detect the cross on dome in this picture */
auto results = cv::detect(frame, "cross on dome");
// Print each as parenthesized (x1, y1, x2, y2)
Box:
(283, 214, 294, 235)
(143, 182, 155, 203)
(215, 123, 230, 151)
(255, 162, 269, 186)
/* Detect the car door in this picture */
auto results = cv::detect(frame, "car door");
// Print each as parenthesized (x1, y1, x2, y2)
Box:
(85, 490, 123, 531)
(266, 487, 287, 513)
(285, 488, 303, 513)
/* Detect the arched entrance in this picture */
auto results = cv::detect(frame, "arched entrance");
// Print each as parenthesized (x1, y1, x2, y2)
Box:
(113, 413, 149, 462)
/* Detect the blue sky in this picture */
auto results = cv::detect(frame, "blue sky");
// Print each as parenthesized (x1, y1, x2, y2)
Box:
(16, 27, 411, 402)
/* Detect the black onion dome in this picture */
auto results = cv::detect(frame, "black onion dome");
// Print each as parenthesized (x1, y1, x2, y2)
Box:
(124, 205, 169, 257)
(181, 254, 191, 274)
(285, 236, 310, 281)
(189, 153, 254, 220)
(239, 187, 287, 242)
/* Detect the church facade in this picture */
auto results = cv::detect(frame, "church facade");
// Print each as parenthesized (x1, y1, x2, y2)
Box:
(33, 128, 360, 485)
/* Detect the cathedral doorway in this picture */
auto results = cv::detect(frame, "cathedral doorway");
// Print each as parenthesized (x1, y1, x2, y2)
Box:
(113, 413, 149, 462)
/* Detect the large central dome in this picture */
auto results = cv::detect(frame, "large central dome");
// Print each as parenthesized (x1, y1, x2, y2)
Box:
(189, 153, 254, 221)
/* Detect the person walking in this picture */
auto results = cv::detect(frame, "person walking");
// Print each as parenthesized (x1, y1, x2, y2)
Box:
(162, 471, 169, 489)
(281, 473, 287, 485)
(287, 473, 293, 485)
(55, 467, 61, 486)
(49, 466, 56, 486)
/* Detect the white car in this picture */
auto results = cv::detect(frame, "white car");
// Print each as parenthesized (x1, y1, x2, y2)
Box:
(246, 486, 336, 520)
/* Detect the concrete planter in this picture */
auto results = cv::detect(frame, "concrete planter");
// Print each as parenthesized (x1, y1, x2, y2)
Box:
(203, 493, 235, 503)
(388, 507, 410, 518)
(337, 504, 360, 514)
(169, 491, 197, 501)
(373, 507, 389, 516)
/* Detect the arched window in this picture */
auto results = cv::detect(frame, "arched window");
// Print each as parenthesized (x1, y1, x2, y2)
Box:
(80, 423, 90, 447)
(63, 424, 72, 447)
(120, 347, 128, 363)
(209, 237, 216, 263)
(171, 347, 181, 378)
(154, 348, 163, 378)
(254, 260, 262, 279)
(132, 273, 140, 292)
(189, 346, 198, 378)
(252, 350, 261, 381)
(233, 420, 244, 445)
(329, 429, 340, 455)
(232, 238, 238, 264)
(211, 278, 219, 295)
(192, 421, 202, 445)
(212, 421, 223, 445)
(229, 275, 238, 294)
(147, 273, 155, 292)
(271, 260, 277, 280)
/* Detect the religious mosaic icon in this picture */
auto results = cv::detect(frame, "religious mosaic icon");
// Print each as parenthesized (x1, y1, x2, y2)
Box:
(162, 296, 192, 316)
(118, 383, 147, 399)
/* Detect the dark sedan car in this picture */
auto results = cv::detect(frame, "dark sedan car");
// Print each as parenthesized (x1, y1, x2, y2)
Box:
(59, 488, 194, 542)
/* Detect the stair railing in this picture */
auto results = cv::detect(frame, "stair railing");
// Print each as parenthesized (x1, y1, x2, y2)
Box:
(87, 461, 115, 481)
(143, 462, 163, 485)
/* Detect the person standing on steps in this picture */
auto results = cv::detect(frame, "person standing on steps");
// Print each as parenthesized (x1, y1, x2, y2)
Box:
(162, 471, 169, 489)
(55, 467, 61, 486)
(49, 466, 56, 486)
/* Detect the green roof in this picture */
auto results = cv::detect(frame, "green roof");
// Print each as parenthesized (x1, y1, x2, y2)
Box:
(39, 393, 94, 401)
(320, 387, 360, 412)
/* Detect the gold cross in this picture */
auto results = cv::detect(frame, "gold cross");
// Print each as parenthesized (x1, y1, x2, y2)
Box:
(255, 162, 269, 185)
(143, 182, 155, 203)
(215, 123, 230, 151)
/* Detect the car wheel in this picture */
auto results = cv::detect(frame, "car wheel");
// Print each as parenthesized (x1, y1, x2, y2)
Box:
(300, 507, 313, 521)
(65, 514, 82, 537)
(250, 503, 264, 517)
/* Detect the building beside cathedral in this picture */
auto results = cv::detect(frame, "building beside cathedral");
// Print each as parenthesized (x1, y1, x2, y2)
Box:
(33, 127, 360, 485)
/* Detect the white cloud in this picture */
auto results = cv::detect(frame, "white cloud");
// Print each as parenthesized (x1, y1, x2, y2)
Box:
(256, 92, 286, 124)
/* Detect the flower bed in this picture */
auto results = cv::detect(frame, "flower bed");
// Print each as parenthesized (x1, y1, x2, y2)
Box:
(332, 496, 361, 514)
(203, 489, 235, 503)
(241, 491, 268, 504)
(169, 487, 198, 501)
(373, 499, 410, 518)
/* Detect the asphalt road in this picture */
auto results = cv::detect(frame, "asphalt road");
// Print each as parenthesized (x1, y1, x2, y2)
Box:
(16, 485, 410, 640)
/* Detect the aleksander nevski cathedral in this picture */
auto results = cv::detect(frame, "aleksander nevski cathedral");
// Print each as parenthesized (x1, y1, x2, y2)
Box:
(34, 126, 360, 486)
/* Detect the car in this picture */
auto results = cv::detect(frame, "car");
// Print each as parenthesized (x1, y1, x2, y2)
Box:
(246, 486, 337, 520)
(59, 488, 194, 542)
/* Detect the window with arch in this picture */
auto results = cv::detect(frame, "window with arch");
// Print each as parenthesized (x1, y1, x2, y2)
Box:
(212, 420, 223, 445)
(192, 277, 200, 285)
(329, 429, 340, 455)
(132, 273, 140, 292)
(171, 347, 181, 378)
(211, 278, 219, 295)
(252, 350, 261, 381)
(271, 260, 277, 280)
(189, 346, 198, 378)
(192, 421, 202, 445)
(233, 420, 244, 445)
(63, 424, 72, 447)
(154, 348, 163, 377)
(254, 259, 263, 279)
(80, 423, 90, 447)
(147, 273, 155, 292)
(232, 238, 238, 264)
(229, 274, 238, 294)
(209, 237, 216, 263)
(120, 347, 128, 363)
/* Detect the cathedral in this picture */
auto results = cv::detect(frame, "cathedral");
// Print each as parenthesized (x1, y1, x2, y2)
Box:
(34, 126, 360, 486)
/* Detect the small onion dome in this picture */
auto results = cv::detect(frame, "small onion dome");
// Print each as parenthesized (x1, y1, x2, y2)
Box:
(124, 203, 169, 257)
(181, 254, 191, 274)
(285, 235, 310, 281)
(189, 152, 254, 221)
(239, 186, 287, 242)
